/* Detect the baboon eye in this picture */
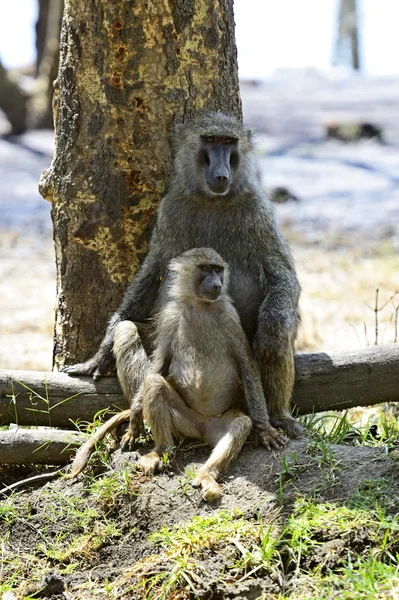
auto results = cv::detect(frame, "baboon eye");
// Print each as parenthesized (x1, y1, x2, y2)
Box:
(199, 265, 210, 272)
(214, 266, 223, 274)
(206, 136, 215, 143)
(224, 137, 233, 144)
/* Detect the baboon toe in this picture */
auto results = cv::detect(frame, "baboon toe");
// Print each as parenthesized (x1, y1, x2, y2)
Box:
(271, 416, 304, 440)
(193, 473, 222, 502)
(139, 452, 162, 476)
(270, 433, 288, 450)
(254, 423, 287, 451)
(120, 431, 135, 452)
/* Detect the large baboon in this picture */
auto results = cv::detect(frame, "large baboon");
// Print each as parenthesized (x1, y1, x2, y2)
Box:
(68, 249, 286, 500)
(65, 112, 302, 438)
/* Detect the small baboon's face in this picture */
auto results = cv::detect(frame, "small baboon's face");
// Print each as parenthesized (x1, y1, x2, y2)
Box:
(197, 135, 239, 195)
(195, 262, 225, 301)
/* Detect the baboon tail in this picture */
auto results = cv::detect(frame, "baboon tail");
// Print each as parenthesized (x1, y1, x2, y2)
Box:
(66, 409, 131, 479)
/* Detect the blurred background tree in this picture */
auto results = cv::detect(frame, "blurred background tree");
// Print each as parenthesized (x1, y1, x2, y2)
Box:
(30, 0, 63, 129)
(333, 0, 361, 70)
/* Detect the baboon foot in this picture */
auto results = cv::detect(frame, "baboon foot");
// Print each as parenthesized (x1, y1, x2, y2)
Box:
(270, 416, 304, 439)
(120, 414, 145, 451)
(120, 429, 135, 452)
(139, 451, 163, 476)
(193, 472, 222, 502)
(254, 422, 287, 451)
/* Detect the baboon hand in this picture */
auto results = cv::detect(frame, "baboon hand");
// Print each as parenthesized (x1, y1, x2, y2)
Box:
(62, 354, 112, 380)
(253, 421, 287, 451)
(120, 411, 145, 452)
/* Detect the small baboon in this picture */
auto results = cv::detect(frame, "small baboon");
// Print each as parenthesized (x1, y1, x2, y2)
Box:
(65, 112, 302, 438)
(68, 249, 286, 500)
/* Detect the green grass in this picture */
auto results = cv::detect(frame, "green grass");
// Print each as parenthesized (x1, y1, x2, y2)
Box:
(2, 474, 398, 599)
(0, 466, 140, 592)
(103, 477, 399, 599)
(300, 407, 399, 449)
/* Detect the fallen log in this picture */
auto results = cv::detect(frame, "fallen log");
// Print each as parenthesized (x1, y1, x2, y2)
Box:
(0, 426, 87, 464)
(0, 370, 127, 428)
(0, 344, 398, 428)
(293, 344, 399, 414)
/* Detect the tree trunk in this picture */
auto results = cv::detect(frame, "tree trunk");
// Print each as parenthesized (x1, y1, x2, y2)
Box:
(39, 0, 241, 370)
(30, 0, 63, 129)
(0, 59, 27, 135)
(333, 0, 360, 71)
(35, 0, 50, 76)
(1, 345, 398, 428)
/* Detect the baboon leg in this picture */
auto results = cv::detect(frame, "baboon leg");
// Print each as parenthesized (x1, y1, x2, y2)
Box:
(193, 410, 252, 502)
(257, 345, 303, 439)
(139, 374, 203, 476)
(114, 320, 152, 406)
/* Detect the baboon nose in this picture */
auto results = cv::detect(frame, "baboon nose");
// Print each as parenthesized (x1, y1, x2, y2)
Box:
(216, 175, 228, 182)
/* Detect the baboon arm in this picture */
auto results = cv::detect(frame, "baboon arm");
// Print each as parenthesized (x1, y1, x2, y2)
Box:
(238, 355, 270, 425)
(150, 343, 172, 377)
(239, 354, 287, 450)
(251, 218, 301, 359)
(260, 220, 301, 315)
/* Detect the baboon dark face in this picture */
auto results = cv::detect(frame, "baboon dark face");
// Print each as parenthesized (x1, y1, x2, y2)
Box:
(172, 113, 253, 198)
(198, 135, 239, 195)
(169, 248, 228, 304)
(195, 262, 225, 301)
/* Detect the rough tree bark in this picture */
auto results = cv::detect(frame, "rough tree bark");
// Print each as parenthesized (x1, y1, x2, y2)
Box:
(39, 0, 241, 370)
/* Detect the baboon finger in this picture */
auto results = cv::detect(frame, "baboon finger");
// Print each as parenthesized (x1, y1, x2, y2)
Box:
(93, 368, 103, 380)
(270, 438, 284, 451)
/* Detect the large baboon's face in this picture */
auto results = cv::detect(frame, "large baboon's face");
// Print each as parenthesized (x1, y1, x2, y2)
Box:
(173, 113, 253, 198)
(197, 135, 239, 195)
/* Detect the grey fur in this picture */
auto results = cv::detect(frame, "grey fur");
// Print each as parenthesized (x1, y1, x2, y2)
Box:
(64, 112, 302, 438)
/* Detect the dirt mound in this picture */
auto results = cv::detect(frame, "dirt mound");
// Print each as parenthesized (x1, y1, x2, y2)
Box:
(1, 438, 397, 599)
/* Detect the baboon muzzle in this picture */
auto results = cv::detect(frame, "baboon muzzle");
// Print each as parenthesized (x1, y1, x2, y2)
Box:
(206, 146, 231, 194)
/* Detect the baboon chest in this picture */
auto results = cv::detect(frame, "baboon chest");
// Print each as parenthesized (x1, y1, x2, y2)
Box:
(168, 315, 241, 416)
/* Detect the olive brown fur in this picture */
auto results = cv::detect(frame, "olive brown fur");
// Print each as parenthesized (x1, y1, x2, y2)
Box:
(68, 249, 286, 500)
(64, 111, 302, 439)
